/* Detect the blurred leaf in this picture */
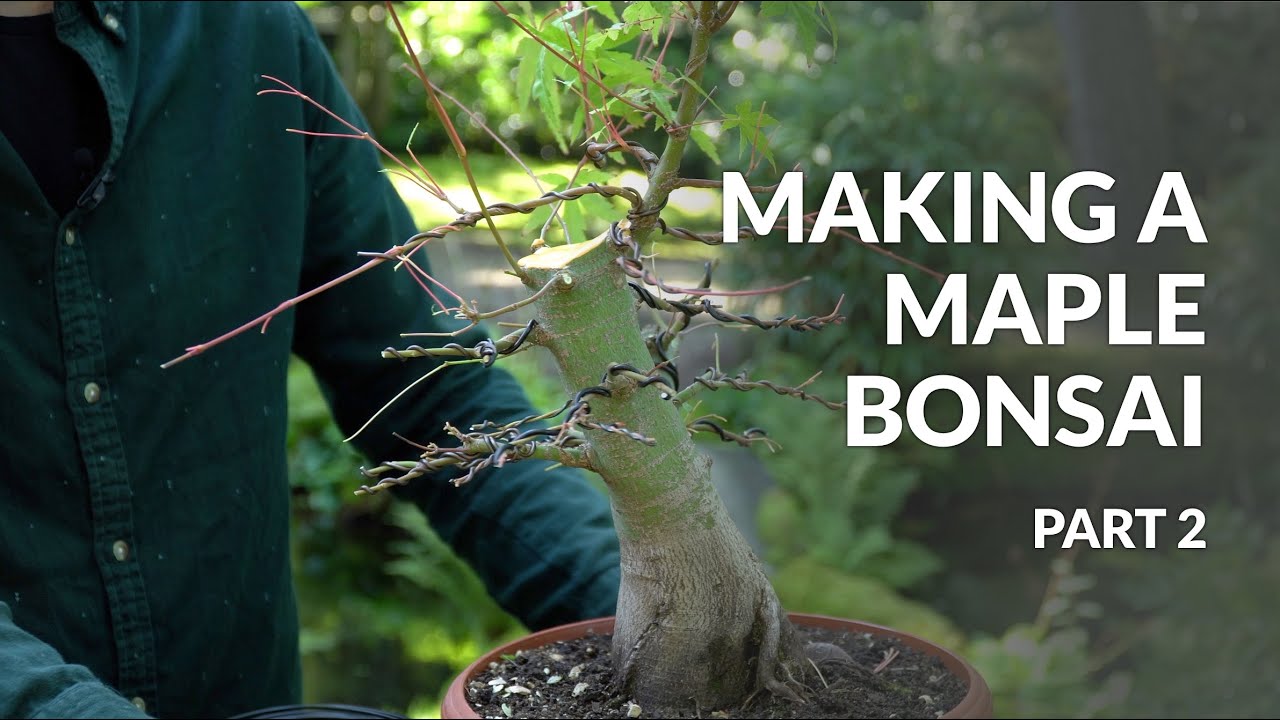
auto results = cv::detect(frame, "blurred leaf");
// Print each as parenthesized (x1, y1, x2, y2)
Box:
(761, 1, 838, 58)
(585, 0, 619, 23)
(691, 126, 721, 165)
(621, 0, 664, 44)
(515, 37, 539, 111)
(535, 48, 567, 152)
(772, 557, 964, 651)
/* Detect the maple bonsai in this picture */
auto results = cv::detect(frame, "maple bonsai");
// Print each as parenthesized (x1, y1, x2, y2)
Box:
(165, 2, 911, 714)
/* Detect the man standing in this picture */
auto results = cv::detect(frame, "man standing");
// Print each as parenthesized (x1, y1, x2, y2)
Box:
(0, 1, 621, 717)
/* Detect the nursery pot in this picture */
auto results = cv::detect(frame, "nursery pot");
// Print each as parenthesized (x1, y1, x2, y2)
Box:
(441, 613, 993, 719)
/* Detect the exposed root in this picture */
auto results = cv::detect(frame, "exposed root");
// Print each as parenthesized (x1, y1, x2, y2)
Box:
(805, 640, 875, 685)
(807, 658, 829, 688)
(805, 641, 854, 665)
(755, 591, 807, 704)
(621, 615, 663, 682)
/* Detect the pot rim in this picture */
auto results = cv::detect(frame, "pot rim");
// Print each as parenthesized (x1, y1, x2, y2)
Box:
(440, 612, 993, 719)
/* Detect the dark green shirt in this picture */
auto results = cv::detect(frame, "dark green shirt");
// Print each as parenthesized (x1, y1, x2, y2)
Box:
(0, 2, 620, 718)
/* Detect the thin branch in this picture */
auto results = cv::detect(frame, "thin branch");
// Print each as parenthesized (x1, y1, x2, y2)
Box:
(610, 218, 811, 298)
(629, 280, 845, 332)
(387, 1, 528, 282)
(656, 259, 714, 353)
(562, 4, 600, 139)
(688, 417, 780, 452)
(628, 0, 719, 247)
(344, 358, 484, 443)
(578, 419, 657, 446)
(380, 168, 450, 209)
(402, 122, 452, 205)
(674, 368, 846, 411)
(621, 255, 810, 297)
(161, 182, 638, 368)
(815, 224, 949, 286)
(541, 155, 590, 243)
(709, 0, 741, 32)
(653, 21, 678, 81)
(161, 239, 440, 368)
(585, 141, 661, 173)
(394, 70, 570, 254)
(258, 75, 458, 212)
(351, 249, 466, 313)
(416, 75, 570, 241)
(602, 364, 679, 400)
(674, 177, 781, 192)
(383, 320, 540, 362)
(657, 218, 753, 245)
(401, 272, 567, 338)
(356, 438, 593, 496)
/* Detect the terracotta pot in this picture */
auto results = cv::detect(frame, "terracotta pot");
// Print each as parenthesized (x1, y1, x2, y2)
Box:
(231, 704, 406, 719)
(441, 613, 993, 719)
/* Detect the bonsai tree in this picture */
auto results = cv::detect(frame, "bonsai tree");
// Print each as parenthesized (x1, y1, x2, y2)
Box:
(167, 1, 880, 714)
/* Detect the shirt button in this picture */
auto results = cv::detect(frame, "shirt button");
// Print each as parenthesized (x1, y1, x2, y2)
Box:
(103, 13, 120, 32)
(131, 697, 146, 712)
(111, 540, 130, 562)
(64, 226, 77, 245)
(83, 382, 102, 404)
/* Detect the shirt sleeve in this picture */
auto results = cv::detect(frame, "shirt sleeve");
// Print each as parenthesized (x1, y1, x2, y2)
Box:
(282, 4, 620, 630)
(0, 603, 150, 719)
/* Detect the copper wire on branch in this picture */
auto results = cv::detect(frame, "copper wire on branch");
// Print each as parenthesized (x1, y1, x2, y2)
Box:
(355, 422, 594, 496)
(657, 218, 754, 245)
(404, 184, 642, 253)
(585, 140, 661, 173)
(653, 260, 715, 353)
(646, 339, 680, 389)
(630, 282, 845, 334)
(468, 400, 576, 435)
(688, 418, 780, 452)
(578, 420, 657, 446)
(555, 378, 662, 449)
(675, 368, 847, 411)
(602, 362, 679, 398)
(609, 221, 812, 298)
(161, 183, 637, 369)
(382, 320, 540, 363)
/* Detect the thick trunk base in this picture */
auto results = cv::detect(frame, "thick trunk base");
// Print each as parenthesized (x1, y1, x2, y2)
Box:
(519, 236, 813, 713)
(611, 514, 808, 712)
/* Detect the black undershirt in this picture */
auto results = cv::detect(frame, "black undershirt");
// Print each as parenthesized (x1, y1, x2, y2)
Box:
(0, 11, 110, 217)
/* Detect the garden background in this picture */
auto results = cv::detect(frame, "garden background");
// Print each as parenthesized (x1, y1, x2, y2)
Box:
(279, 2, 1279, 717)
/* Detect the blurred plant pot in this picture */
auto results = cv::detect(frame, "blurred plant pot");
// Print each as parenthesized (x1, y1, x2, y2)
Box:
(231, 704, 406, 719)
(440, 612, 993, 719)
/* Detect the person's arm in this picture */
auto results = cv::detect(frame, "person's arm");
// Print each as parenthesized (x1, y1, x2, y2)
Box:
(0, 603, 150, 719)
(283, 5, 620, 630)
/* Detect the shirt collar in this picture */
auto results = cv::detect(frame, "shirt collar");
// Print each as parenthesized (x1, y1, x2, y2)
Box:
(54, 0, 126, 43)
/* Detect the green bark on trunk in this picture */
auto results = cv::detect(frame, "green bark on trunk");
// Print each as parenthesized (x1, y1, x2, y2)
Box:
(519, 237, 805, 712)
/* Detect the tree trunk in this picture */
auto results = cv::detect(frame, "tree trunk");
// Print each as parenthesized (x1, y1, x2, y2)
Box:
(1052, 1, 1176, 296)
(519, 234, 806, 713)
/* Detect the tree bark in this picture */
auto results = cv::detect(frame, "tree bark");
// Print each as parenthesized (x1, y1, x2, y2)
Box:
(519, 236, 806, 712)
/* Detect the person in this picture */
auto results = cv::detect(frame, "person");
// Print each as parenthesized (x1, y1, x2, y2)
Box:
(0, 1, 622, 717)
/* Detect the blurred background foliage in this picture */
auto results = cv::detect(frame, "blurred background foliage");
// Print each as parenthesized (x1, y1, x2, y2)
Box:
(282, 1, 1279, 717)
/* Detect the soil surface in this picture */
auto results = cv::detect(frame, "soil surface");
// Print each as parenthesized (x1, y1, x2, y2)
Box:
(467, 626, 968, 719)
